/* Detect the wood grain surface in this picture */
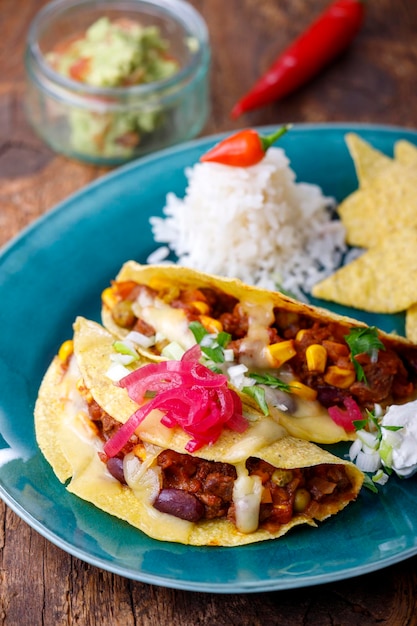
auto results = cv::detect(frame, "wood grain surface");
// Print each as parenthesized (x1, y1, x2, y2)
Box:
(1, 1, 417, 624)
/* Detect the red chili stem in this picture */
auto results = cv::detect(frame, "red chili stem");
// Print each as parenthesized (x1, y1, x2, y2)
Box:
(259, 125, 292, 152)
(231, 0, 365, 118)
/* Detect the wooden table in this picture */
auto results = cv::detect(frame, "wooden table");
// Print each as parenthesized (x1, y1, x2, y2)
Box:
(2, 1, 417, 623)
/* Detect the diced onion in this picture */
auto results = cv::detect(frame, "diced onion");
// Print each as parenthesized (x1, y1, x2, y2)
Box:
(228, 364, 248, 378)
(348, 438, 362, 462)
(200, 334, 217, 348)
(355, 450, 382, 473)
(161, 341, 185, 360)
(223, 349, 235, 362)
(357, 429, 379, 451)
(126, 330, 156, 349)
(110, 353, 137, 365)
(105, 362, 131, 382)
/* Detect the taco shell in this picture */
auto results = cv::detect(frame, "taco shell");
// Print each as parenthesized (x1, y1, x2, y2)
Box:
(34, 317, 363, 547)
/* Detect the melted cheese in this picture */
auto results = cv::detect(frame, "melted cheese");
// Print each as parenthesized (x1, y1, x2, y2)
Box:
(140, 305, 195, 349)
(225, 417, 286, 463)
(233, 463, 263, 533)
(238, 299, 275, 368)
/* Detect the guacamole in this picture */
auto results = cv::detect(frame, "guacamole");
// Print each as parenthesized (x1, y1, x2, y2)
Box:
(47, 17, 180, 160)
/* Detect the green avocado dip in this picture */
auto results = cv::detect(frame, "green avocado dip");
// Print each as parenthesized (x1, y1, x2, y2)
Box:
(47, 17, 180, 160)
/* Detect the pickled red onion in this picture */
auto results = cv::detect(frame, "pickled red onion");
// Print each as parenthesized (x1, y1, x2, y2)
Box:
(328, 397, 362, 432)
(104, 353, 248, 457)
(118, 357, 228, 403)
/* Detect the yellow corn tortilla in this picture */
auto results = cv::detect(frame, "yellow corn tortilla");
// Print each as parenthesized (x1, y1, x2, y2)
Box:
(103, 262, 365, 444)
(34, 316, 363, 547)
(102, 261, 417, 443)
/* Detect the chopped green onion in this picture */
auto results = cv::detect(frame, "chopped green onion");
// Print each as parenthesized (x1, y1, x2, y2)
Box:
(113, 340, 138, 358)
(189, 320, 209, 344)
(363, 474, 379, 493)
(161, 341, 185, 361)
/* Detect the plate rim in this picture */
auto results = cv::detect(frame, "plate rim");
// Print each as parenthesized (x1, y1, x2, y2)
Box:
(2, 121, 417, 593)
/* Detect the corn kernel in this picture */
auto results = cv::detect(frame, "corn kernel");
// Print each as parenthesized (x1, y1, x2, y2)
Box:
(101, 287, 118, 309)
(58, 339, 74, 363)
(266, 340, 296, 366)
(199, 315, 223, 334)
(295, 329, 309, 341)
(289, 380, 318, 401)
(324, 365, 356, 389)
(306, 344, 327, 373)
(191, 300, 210, 315)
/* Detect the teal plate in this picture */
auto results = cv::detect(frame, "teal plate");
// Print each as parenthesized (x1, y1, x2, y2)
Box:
(1, 124, 417, 593)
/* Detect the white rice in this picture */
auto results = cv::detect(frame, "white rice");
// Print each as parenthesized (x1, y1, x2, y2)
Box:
(149, 147, 347, 300)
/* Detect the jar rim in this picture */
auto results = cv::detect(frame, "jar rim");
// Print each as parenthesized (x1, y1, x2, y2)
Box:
(26, 0, 210, 99)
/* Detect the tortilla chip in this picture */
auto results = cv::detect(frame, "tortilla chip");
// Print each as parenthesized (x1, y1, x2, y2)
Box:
(395, 140, 417, 168)
(406, 303, 417, 343)
(345, 133, 394, 187)
(338, 164, 417, 248)
(337, 134, 417, 248)
(312, 228, 417, 313)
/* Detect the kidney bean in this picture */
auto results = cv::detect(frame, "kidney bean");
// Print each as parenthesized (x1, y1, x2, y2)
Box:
(153, 488, 205, 522)
(315, 385, 348, 408)
(107, 457, 127, 485)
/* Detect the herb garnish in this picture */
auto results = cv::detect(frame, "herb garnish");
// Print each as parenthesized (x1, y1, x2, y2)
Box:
(345, 327, 385, 383)
(243, 373, 292, 415)
(248, 372, 292, 392)
(242, 385, 269, 415)
(189, 321, 231, 364)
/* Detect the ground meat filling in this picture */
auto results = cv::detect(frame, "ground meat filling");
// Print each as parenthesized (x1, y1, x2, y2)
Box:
(106, 280, 417, 410)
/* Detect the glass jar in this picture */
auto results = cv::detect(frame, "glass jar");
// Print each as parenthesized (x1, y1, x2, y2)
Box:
(25, 0, 211, 165)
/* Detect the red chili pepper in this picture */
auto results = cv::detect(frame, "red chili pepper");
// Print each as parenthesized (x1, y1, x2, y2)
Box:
(200, 125, 290, 167)
(231, 0, 365, 119)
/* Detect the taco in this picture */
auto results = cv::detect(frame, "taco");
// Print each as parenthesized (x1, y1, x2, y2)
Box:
(34, 316, 363, 547)
(101, 262, 417, 444)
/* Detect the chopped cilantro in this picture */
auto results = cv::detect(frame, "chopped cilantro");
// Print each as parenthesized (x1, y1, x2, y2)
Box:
(189, 320, 231, 364)
(248, 372, 291, 393)
(345, 327, 385, 383)
(243, 385, 269, 415)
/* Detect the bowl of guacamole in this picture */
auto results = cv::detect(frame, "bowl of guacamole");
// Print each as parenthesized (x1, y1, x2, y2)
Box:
(25, 0, 211, 165)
